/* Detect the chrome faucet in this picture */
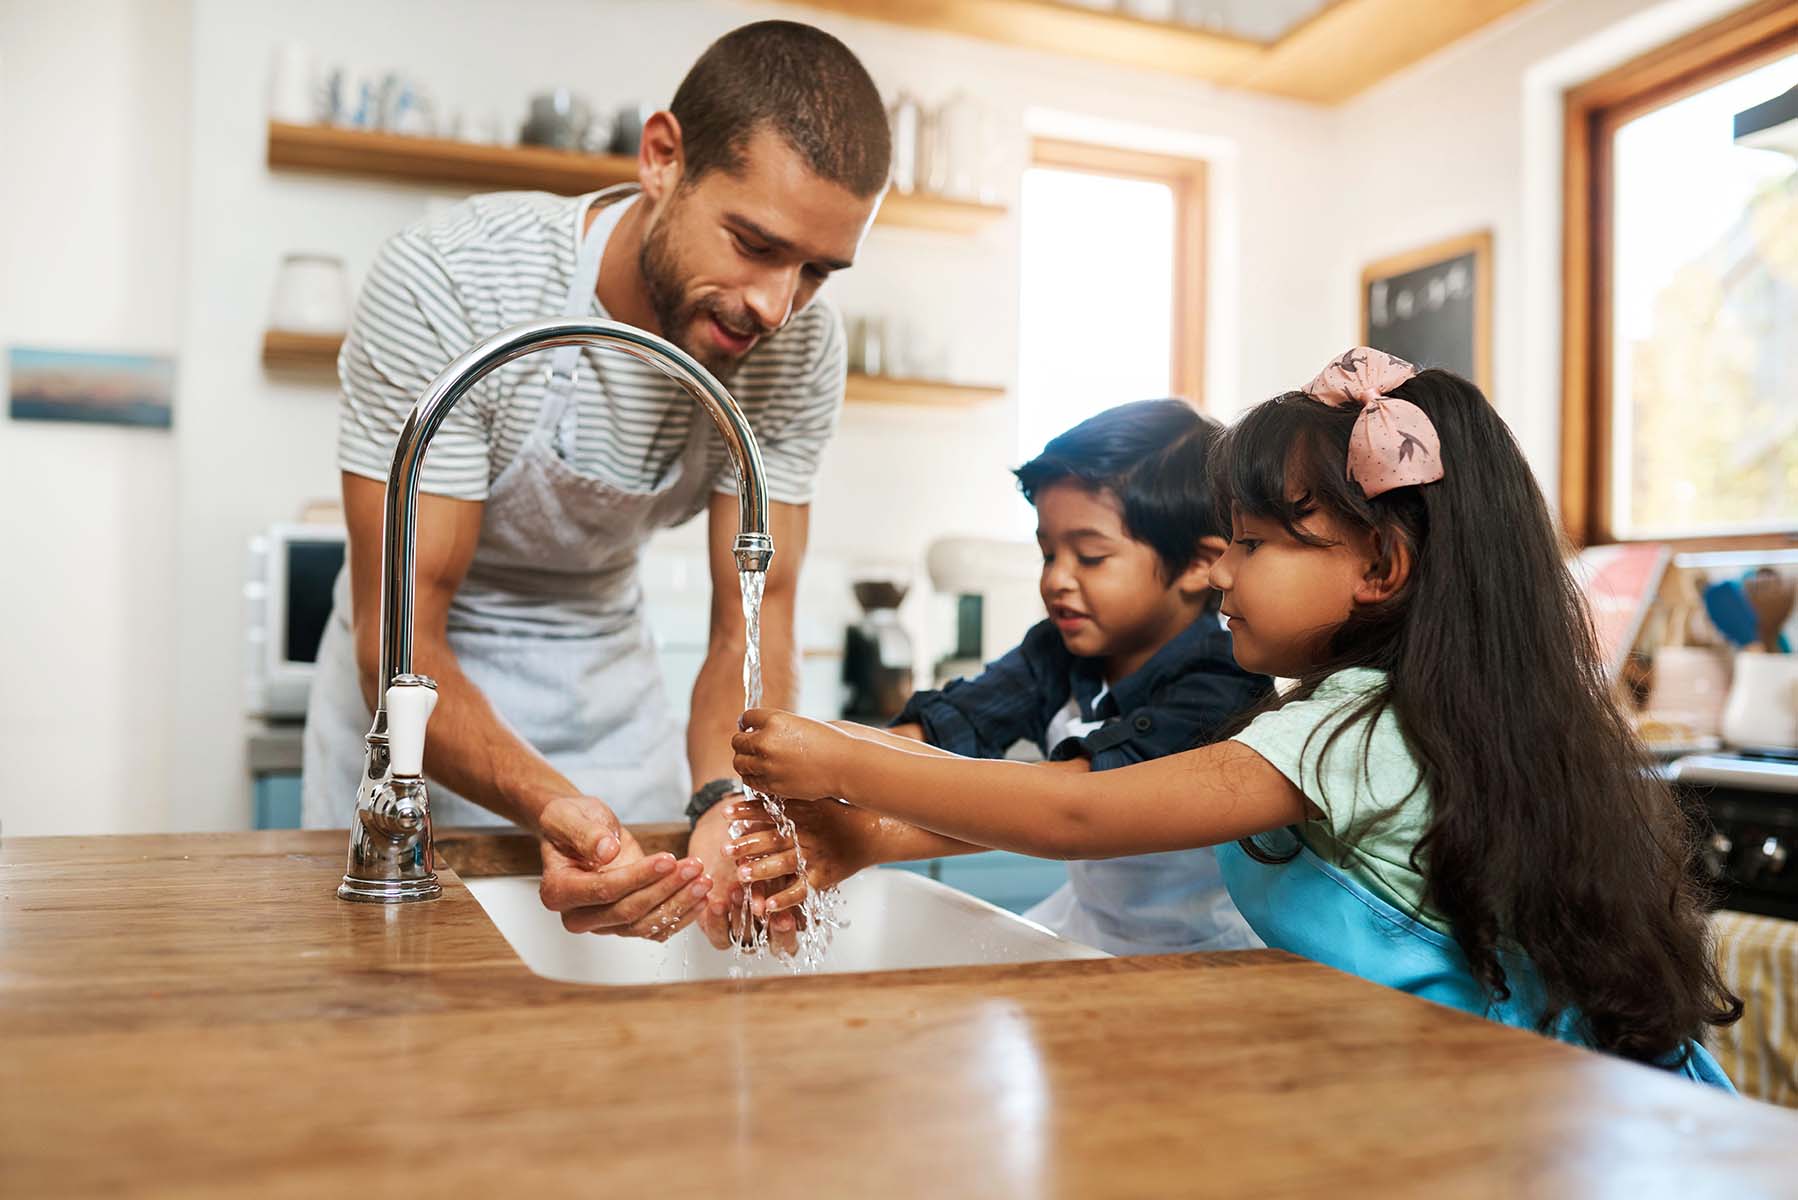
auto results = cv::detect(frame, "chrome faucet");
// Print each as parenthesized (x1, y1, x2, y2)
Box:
(338, 317, 775, 903)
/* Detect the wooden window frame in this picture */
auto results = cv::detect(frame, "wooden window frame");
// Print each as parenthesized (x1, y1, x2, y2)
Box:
(1561, 0, 1798, 550)
(1030, 138, 1208, 408)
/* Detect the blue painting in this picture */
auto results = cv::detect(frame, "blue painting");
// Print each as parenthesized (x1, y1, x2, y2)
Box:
(8, 346, 174, 429)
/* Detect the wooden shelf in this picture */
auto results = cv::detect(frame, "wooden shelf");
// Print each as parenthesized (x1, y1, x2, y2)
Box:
(845, 372, 1005, 407)
(261, 329, 345, 370)
(266, 123, 1006, 234)
(260, 331, 1004, 408)
(876, 191, 1007, 236)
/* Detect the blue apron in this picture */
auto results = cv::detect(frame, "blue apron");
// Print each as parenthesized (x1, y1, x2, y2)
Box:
(1216, 830, 1735, 1091)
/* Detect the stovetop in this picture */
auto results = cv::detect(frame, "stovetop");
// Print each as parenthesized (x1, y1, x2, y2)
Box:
(1669, 750, 1798, 920)
(1669, 749, 1798, 794)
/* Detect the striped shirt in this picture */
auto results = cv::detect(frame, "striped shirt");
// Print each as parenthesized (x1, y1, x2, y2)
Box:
(336, 189, 845, 505)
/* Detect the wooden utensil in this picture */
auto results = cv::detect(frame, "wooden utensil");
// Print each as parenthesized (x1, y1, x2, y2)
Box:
(1743, 568, 1795, 653)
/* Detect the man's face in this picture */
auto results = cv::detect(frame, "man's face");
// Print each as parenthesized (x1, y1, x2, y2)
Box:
(640, 125, 877, 379)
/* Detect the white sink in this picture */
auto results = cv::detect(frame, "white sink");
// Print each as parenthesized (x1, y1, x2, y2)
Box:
(463, 867, 1108, 985)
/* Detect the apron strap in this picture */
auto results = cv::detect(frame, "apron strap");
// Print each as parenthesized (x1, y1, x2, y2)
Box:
(537, 186, 639, 443)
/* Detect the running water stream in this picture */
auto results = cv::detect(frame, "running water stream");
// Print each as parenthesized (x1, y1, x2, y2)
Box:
(729, 569, 844, 970)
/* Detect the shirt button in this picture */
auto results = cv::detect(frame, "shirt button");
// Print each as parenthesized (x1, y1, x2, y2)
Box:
(1134, 715, 1153, 733)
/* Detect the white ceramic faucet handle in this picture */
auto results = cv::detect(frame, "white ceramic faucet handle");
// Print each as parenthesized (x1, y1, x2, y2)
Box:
(385, 675, 438, 778)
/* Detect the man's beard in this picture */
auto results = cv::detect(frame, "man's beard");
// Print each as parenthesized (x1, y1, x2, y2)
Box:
(639, 214, 766, 384)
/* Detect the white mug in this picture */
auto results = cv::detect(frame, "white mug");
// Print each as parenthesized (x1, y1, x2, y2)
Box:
(1720, 652, 1798, 750)
(269, 253, 349, 335)
(268, 42, 318, 125)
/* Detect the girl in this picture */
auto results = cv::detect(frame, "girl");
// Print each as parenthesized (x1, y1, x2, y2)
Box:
(729, 348, 1740, 1086)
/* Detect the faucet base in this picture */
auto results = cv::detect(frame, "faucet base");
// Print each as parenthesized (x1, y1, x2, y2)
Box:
(338, 742, 441, 904)
(338, 874, 443, 904)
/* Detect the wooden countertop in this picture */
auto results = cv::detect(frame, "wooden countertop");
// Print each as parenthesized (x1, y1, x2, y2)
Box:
(3, 831, 1794, 1197)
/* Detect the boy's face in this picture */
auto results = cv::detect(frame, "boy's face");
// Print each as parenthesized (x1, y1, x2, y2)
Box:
(1034, 481, 1219, 681)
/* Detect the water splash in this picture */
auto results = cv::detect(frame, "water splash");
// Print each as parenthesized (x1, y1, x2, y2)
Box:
(729, 568, 844, 971)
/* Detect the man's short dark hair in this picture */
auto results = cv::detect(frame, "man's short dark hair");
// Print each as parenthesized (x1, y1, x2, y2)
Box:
(1015, 399, 1228, 583)
(670, 21, 891, 197)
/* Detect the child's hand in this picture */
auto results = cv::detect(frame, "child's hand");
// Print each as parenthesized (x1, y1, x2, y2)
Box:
(731, 708, 853, 800)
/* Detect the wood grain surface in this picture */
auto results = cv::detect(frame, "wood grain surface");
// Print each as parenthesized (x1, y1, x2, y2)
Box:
(3, 831, 1793, 1197)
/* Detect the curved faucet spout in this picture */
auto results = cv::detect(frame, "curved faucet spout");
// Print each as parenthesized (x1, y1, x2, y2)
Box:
(339, 316, 774, 905)
(377, 317, 773, 694)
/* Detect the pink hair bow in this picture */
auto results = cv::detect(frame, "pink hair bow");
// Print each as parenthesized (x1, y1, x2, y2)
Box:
(1302, 347, 1443, 499)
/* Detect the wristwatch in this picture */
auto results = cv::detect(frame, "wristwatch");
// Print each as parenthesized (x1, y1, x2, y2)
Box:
(686, 777, 745, 828)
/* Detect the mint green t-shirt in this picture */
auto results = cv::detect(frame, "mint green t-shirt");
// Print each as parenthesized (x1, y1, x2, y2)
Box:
(1230, 667, 1447, 932)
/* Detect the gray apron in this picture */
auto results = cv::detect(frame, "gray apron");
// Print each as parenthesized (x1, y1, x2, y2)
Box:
(302, 187, 711, 829)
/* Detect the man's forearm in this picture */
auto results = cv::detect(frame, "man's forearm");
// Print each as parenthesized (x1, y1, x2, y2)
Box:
(395, 635, 577, 830)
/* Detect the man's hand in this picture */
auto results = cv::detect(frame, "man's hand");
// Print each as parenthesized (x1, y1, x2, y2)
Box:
(536, 794, 712, 941)
(689, 801, 753, 950)
(693, 796, 852, 955)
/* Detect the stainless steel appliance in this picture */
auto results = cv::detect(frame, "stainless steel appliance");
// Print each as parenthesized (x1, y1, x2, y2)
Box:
(1670, 751, 1798, 920)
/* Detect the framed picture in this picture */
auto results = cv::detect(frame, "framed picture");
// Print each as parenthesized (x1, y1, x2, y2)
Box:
(1360, 230, 1492, 395)
(8, 346, 174, 429)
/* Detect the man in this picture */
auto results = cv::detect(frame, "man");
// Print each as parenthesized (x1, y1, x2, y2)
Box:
(301, 20, 890, 944)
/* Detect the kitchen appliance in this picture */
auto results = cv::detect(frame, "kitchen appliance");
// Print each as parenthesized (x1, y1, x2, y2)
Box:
(246, 523, 347, 719)
(1670, 751, 1798, 921)
(925, 537, 1043, 686)
(842, 576, 913, 723)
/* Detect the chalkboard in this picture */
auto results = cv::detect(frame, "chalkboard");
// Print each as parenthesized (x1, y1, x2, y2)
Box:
(1360, 231, 1491, 394)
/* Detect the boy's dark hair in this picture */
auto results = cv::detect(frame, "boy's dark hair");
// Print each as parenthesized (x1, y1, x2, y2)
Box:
(1014, 399, 1227, 584)
(669, 21, 891, 198)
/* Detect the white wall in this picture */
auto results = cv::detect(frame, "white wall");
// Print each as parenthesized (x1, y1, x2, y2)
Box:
(1322, 0, 1757, 501)
(0, 0, 190, 836)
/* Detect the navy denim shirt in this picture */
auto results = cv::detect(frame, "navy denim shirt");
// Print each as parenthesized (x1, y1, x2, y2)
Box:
(893, 612, 1270, 771)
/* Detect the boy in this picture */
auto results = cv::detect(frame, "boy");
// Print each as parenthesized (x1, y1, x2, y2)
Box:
(710, 399, 1271, 954)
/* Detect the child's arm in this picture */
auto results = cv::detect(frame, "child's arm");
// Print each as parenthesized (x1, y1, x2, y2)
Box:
(825, 722, 991, 860)
(733, 708, 1308, 860)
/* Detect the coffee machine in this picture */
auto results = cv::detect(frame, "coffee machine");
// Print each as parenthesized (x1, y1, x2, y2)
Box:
(842, 575, 914, 724)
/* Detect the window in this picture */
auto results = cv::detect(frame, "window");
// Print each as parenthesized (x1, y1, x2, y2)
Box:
(1015, 139, 1206, 460)
(1564, 1, 1798, 547)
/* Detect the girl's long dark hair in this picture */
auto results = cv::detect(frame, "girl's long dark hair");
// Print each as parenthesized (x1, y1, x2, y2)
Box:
(1214, 373, 1740, 1064)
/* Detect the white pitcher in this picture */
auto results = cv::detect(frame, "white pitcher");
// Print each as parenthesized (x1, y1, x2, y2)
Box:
(1720, 651, 1798, 750)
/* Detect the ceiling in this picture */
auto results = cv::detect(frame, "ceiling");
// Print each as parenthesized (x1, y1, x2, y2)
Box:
(1061, 0, 1341, 46)
(793, 0, 1540, 105)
